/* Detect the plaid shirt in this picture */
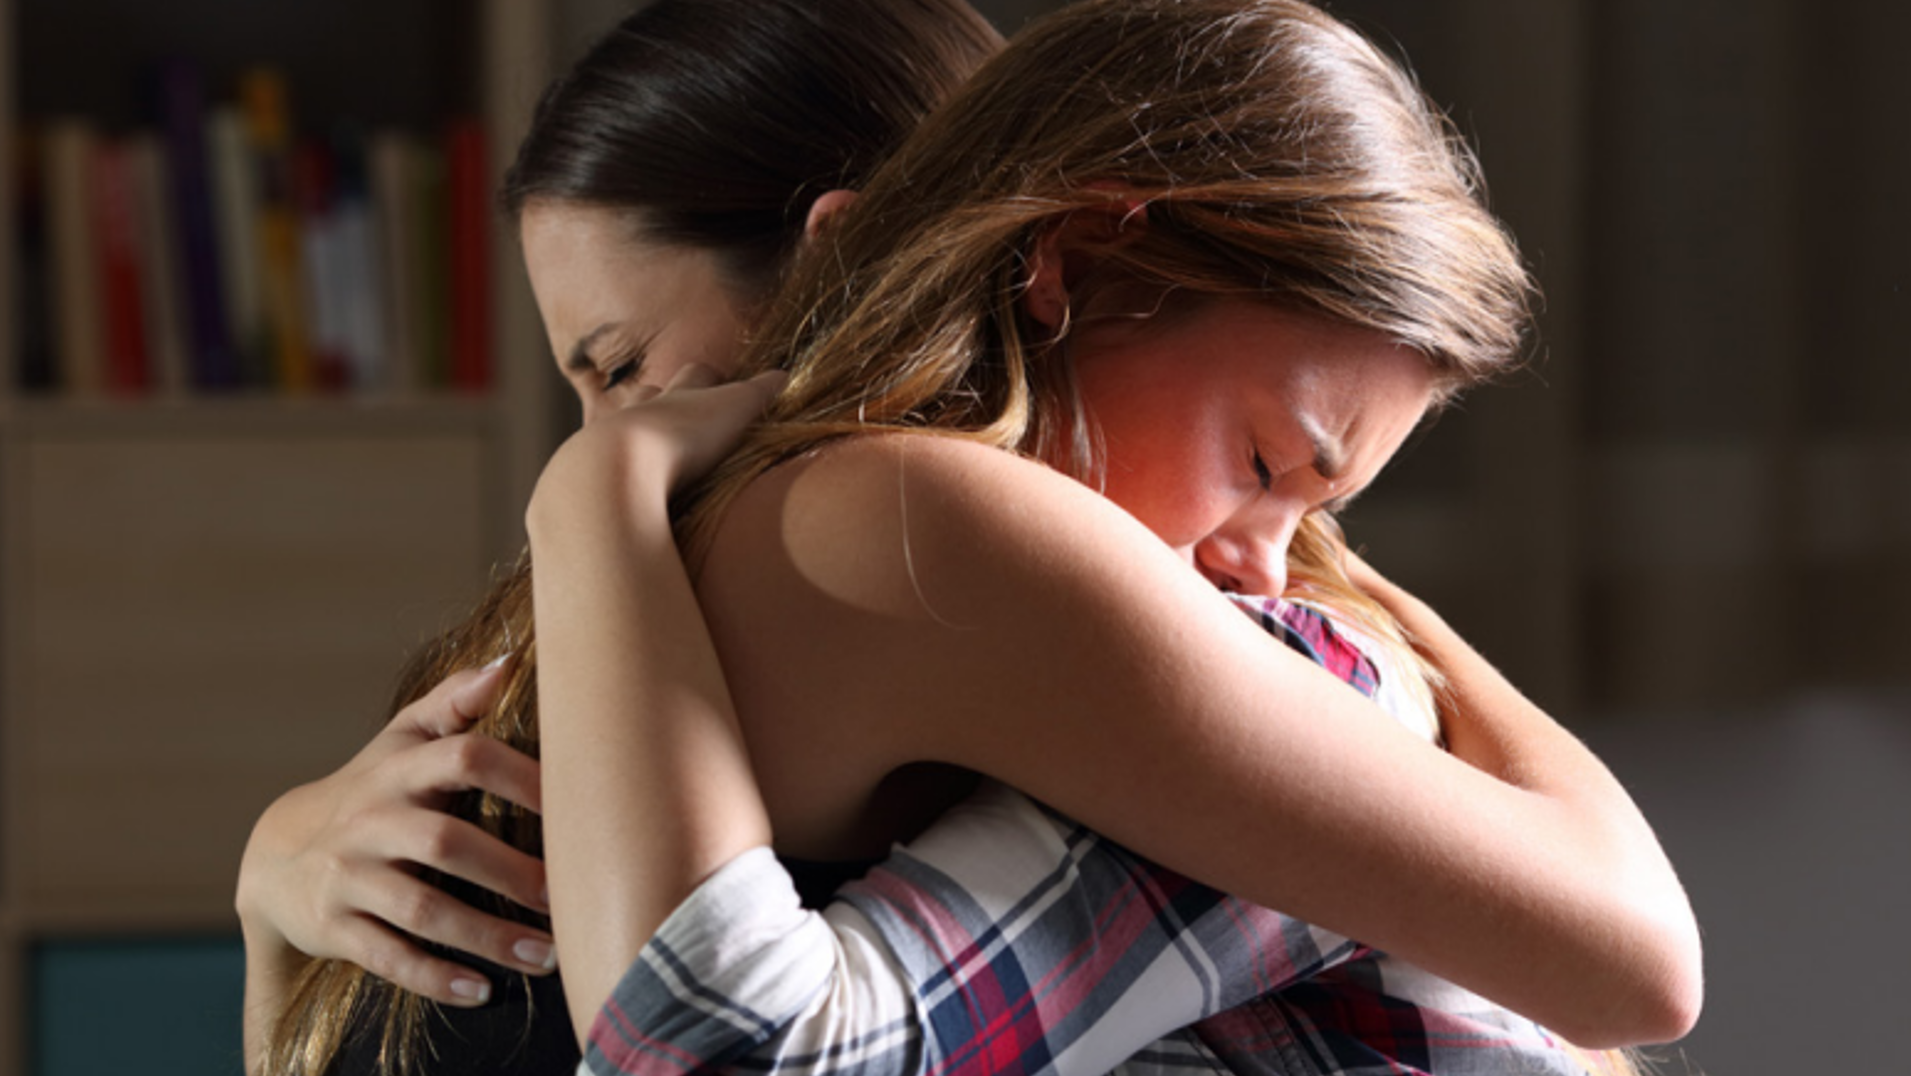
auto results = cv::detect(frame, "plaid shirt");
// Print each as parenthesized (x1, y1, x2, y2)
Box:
(583, 599, 1591, 1076)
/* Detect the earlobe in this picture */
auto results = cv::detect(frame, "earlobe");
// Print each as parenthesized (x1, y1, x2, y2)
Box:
(803, 188, 861, 242)
(1022, 225, 1073, 334)
(1020, 197, 1151, 335)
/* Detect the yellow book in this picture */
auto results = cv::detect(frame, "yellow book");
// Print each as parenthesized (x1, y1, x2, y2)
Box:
(240, 67, 311, 393)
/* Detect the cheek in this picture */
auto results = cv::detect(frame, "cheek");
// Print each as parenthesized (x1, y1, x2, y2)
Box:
(1094, 422, 1235, 548)
(1078, 374, 1226, 546)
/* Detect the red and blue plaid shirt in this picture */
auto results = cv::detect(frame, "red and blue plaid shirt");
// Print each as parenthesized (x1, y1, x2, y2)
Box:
(583, 597, 1593, 1076)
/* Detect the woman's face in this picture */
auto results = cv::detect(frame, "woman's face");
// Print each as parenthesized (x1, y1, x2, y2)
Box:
(521, 201, 752, 425)
(1070, 298, 1433, 598)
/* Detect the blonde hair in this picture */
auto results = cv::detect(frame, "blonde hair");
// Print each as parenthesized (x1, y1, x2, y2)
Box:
(680, 0, 1532, 549)
(674, 3, 1638, 1071)
(675, 0, 1534, 735)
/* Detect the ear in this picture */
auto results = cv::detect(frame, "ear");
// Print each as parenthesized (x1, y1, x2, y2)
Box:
(1022, 198, 1150, 334)
(802, 188, 860, 243)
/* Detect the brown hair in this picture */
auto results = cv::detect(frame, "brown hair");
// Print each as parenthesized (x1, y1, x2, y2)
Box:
(671, 0, 1533, 720)
(672, 6, 1639, 1072)
(679, 0, 1533, 548)
(260, 0, 1000, 1070)
(264, 560, 537, 1076)
(500, 0, 1001, 302)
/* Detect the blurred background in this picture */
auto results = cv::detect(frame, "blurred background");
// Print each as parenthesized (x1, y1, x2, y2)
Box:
(1, 0, 1904, 1072)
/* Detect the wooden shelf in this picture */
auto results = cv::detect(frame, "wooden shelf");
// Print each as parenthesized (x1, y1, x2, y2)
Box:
(0, 3, 556, 1073)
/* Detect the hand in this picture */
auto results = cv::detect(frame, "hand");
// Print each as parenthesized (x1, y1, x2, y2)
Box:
(528, 364, 787, 536)
(619, 363, 789, 493)
(236, 661, 553, 1007)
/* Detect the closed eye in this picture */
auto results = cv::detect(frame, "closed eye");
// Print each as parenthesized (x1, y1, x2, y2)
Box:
(602, 356, 641, 390)
(1251, 449, 1274, 490)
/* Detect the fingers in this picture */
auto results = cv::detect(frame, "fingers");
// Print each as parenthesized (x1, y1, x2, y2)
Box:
(389, 780, 548, 909)
(394, 657, 512, 741)
(416, 731, 543, 816)
(330, 909, 548, 1008)
(353, 862, 555, 979)
(652, 362, 784, 399)
(662, 360, 724, 391)
(447, 656, 514, 723)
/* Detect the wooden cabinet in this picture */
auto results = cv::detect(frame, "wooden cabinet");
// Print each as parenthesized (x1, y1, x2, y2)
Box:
(0, 3, 557, 1072)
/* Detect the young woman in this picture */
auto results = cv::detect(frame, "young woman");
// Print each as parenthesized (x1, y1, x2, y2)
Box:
(237, 2, 1003, 1072)
(526, 2, 1702, 1074)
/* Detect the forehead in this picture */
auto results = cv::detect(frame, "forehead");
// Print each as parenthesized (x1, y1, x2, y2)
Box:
(519, 201, 745, 370)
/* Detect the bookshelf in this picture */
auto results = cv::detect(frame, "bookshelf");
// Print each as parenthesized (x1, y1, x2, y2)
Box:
(0, 2, 558, 1072)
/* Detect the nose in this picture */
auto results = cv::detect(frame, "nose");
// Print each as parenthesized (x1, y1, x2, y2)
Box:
(579, 395, 606, 427)
(1193, 503, 1302, 598)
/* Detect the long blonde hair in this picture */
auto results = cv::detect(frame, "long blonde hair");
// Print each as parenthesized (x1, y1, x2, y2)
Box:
(679, 0, 1532, 548)
(674, 3, 1637, 1071)
(673, 0, 1534, 738)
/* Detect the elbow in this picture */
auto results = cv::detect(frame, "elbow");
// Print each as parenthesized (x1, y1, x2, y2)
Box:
(1555, 909, 1704, 1049)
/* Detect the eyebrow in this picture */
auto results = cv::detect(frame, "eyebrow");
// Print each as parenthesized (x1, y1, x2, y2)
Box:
(565, 324, 619, 374)
(1296, 412, 1349, 482)
(1296, 412, 1364, 514)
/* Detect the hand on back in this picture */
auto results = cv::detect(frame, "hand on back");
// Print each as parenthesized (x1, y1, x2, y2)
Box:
(236, 660, 554, 1006)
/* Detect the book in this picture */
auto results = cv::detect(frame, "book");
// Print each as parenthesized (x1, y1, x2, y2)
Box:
(331, 130, 385, 392)
(127, 134, 191, 396)
(295, 139, 349, 392)
(157, 61, 240, 391)
(207, 105, 267, 387)
(44, 118, 103, 396)
(411, 142, 448, 389)
(14, 125, 56, 392)
(92, 138, 152, 396)
(444, 118, 490, 393)
(240, 67, 310, 394)
(369, 131, 421, 393)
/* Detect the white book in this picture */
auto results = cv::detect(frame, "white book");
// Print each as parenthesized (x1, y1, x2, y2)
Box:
(369, 132, 420, 393)
(335, 191, 385, 392)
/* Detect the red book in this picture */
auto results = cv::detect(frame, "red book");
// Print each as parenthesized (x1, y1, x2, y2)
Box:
(444, 118, 490, 393)
(92, 139, 151, 396)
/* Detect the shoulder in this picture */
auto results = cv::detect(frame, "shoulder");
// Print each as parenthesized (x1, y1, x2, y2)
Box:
(705, 433, 1191, 624)
(695, 431, 1292, 761)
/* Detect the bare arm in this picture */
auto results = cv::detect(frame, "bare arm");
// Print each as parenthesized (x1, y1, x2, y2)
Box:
(533, 423, 1699, 1050)
(529, 369, 785, 1040)
(1346, 552, 1703, 1041)
(236, 665, 552, 1074)
(694, 435, 1700, 1047)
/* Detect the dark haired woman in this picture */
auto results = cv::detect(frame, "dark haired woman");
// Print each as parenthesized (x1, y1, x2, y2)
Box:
(237, 2, 1002, 1072)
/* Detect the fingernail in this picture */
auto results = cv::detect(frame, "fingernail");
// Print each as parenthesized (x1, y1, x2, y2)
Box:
(514, 938, 558, 972)
(450, 977, 492, 1005)
(481, 653, 511, 673)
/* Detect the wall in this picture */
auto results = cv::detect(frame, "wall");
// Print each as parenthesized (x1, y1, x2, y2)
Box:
(1586, 696, 1911, 1075)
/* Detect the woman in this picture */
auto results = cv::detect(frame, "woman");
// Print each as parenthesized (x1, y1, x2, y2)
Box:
(527, 0, 1701, 1071)
(238, 2, 1003, 1072)
(249, 1, 1696, 1073)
